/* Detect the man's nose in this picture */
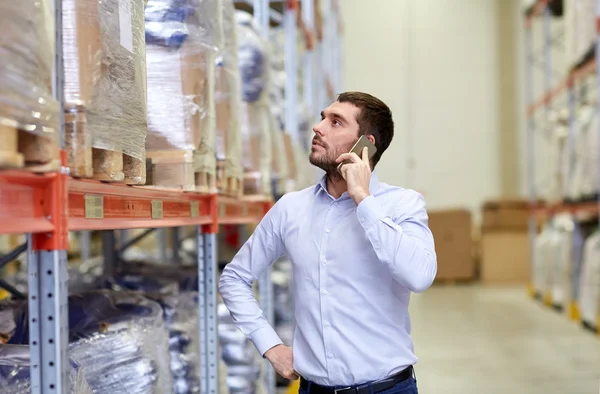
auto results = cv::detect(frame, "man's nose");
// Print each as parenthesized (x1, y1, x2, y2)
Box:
(313, 121, 324, 136)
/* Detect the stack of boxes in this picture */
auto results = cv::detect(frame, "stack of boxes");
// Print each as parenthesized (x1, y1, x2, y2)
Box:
(479, 199, 532, 284)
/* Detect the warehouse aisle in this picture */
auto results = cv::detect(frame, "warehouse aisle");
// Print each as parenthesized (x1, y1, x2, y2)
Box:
(409, 286, 600, 394)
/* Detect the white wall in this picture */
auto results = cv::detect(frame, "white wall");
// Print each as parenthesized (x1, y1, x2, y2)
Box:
(342, 0, 502, 214)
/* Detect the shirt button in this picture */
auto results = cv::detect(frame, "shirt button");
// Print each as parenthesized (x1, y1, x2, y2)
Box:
(322, 258, 327, 264)
(333, 202, 338, 206)
(323, 290, 328, 295)
(328, 353, 333, 358)
(325, 321, 331, 326)
(325, 228, 330, 233)
(360, 217, 365, 222)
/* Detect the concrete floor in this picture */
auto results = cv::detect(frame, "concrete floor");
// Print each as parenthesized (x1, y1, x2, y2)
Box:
(409, 285, 600, 394)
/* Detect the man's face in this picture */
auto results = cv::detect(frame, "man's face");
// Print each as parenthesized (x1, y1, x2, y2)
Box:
(309, 101, 361, 172)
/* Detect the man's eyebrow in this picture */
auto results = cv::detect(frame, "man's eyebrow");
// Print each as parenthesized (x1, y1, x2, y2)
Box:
(321, 110, 349, 124)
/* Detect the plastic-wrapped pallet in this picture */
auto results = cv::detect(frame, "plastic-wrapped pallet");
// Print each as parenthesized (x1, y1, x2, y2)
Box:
(549, 214, 577, 309)
(532, 223, 561, 300)
(145, 0, 224, 192)
(565, 104, 595, 202)
(1, 291, 173, 393)
(578, 102, 599, 200)
(564, 0, 596, 70)
(0, 345, 93, 394)
(0, 0, 59, 170)
(218, 302, 262, 394)
(63, 0, 148, 183)
(105, 273, 201, 394)
(215, 0, 244, 197)
(236, 11, 273, 197)
(578, 231, 600, 329)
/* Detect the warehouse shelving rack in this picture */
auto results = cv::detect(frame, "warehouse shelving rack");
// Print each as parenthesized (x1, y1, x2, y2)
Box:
(524, 0, 600, 317)
(0, 1, 278, 394)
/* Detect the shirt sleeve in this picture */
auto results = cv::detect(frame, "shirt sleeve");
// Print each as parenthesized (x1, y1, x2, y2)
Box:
(355, 191, 437, 293)
(218, 196, 288, 356)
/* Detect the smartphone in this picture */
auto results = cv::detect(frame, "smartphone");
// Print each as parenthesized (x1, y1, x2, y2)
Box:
(337, 135, 377, 173)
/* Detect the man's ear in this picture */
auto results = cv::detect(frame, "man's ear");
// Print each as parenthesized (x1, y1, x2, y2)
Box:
(366, 134, 376, 146)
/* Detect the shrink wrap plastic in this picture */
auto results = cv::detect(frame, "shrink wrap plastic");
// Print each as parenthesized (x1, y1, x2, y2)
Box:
(564, 0, 596, 69)
(578, 231, 600, 327)
(145, 0, 224, 191)
(106, 274, 201, 394)
(63, 0, 148, 180)
(215, 0, 244, 194)
(237, 11, 273, 196)
(0, 345, 92, 394)
(0, 0, 58, 138)
(0, 291, 173, 394)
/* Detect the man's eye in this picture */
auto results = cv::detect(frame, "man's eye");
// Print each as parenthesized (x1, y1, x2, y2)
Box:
(333, 120, 341, 126)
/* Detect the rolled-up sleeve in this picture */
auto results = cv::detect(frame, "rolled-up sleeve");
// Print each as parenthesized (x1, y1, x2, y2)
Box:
(218, 196, 288, 356)
(356, 191, 437, 293)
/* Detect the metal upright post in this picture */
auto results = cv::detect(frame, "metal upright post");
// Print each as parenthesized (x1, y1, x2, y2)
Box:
(302, 0, 316, 149)
(198, 229, 219, 394)
(28, 244, 69, 394)
(171, 227, 181, 264)
(251, 2, 276, 393)
(284, 1, 299, 144)
(596, 0, 600, 227)
(525, 16, 537, 297)
(28, 0, 70, 391)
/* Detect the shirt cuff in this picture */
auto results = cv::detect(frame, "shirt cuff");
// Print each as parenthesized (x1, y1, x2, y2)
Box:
(356, 195, 386, 229)
(249, 324, 283, 357)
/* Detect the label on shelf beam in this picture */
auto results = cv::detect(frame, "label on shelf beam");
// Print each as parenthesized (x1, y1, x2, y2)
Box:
(219, 203, 225, 218)
(84, 195, 104, 219)
(190, 201, 200, 218)
(151, 200, 163, 219)
(242, 204, 248, 217)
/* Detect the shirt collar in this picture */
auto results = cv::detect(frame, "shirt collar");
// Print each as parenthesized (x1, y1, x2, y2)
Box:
(314, 171, 381, 196)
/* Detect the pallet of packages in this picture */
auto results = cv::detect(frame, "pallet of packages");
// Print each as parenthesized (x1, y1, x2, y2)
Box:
(63, 0, 147, 184)
(0, 1, 60, 172)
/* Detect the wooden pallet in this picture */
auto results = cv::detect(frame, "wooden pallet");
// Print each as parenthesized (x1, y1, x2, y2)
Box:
(0, 124, 60, 172)
(145, 150, 211, 192)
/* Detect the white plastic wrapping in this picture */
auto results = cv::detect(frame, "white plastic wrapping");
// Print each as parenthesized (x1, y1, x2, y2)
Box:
(63, 0, 148, 181)
(236, 11, 273, 196)
(215, 0, 244, 195)
(564, 0, 596, 70)
(145, 0, 224, 192)
(0, 345, 93, 394)
(578, 231, 600, 328)
(0, 0, 58, 138)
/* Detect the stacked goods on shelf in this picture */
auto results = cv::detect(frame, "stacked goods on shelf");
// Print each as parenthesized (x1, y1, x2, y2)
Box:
(0, 291, 173, 393)
(578, 229, 600, 330)
(0, 345, 93, 393)
(480, 199, 531, 283)
(564, 0, 595, 71)
(236, 11, 273, 197)
(104, 262, 229, 394)
(215, 0, 244, 197)
(218, 303, 263, 394)
(144, 0, 224, 192)
(63, 0, 148, 184)
(268, 30, 290, 196)
(0, 1, 59, 171)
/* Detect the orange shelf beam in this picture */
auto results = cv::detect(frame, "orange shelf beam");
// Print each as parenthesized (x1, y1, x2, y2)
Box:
(0, 171, 56, 235)
(68, 178, 216, 231)
(527, 58, 597, 116)
(217, 195, 273, 225)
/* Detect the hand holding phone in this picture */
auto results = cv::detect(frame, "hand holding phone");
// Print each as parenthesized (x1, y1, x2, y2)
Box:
(335, 135, 377, 205)
(336, 135, 377, 174)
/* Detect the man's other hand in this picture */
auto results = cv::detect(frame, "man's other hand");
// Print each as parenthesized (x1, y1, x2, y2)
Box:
(265, 344, 299, 380)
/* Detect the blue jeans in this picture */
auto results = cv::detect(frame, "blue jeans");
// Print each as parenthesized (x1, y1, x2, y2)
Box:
(299, 377, 419, 394)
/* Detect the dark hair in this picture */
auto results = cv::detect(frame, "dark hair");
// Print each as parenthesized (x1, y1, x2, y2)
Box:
(337, 91, 394, 167)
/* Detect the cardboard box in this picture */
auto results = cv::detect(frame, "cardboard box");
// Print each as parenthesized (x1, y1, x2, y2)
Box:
(482, 199, 530, 231)
(428, 209, 475, 281)
(480, 232, 531, 284)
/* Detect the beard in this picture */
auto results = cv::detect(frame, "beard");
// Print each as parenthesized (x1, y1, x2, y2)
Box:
(309, 137, 355, 175)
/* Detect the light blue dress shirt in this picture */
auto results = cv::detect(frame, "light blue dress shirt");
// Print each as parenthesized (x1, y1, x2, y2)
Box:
(219, 172, 437, 387)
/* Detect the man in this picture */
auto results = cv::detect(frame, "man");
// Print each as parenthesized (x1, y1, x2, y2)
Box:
(219, 92, 437, 394)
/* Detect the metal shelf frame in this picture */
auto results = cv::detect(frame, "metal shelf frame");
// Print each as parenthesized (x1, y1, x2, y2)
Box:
(0, 0, 344, 392)
(524, 0, 600, 298)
